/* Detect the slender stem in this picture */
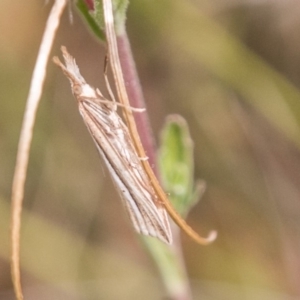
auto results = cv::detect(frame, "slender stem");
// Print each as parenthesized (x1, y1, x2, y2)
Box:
(102, 0, 216, 246)
(10, 1, 67, 299)
(117, 32, 157, 173)
(115, 29, 193, 300)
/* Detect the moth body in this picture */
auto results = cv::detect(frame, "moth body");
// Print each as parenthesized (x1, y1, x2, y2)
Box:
(53, 47, 172, 244)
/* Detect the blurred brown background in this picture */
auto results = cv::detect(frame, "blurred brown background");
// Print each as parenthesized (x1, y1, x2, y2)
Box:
(2, 0, 300, 299)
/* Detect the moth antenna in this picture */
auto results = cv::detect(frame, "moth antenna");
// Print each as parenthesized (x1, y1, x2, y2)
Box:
(103, 54, 145, 114)
(96, 88, 104, 98)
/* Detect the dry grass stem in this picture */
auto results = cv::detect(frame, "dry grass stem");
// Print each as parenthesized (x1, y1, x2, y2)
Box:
(10, 1, 67, 299)
(102, 0, 217, 245)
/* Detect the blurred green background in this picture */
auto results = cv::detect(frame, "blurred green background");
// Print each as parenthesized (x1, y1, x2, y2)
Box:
(2, 0, 300, 299)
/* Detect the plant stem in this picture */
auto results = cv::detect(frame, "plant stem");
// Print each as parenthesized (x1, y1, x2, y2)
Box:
(117, 32, 157, 174)
(116, 30, 192, 300)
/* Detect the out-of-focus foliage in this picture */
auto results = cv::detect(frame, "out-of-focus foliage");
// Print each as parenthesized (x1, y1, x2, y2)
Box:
(2, 0, 300, 299)
(158, 115, 205, 216)
(141, 115, 206, 300)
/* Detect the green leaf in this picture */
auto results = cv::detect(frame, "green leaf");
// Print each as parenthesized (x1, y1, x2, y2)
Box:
(112, 0, 129, 34)
(76, 0, 129, 40)
(93, 0, 129, 35)
(158, 114, 203, 216)
(76, 0, 105, 41)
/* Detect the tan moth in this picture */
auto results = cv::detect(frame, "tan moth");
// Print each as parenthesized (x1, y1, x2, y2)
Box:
(53, 47, 172, 243)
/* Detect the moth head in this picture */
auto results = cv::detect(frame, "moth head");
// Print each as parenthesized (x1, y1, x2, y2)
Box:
(74, 83, 97, 99)
(53, 46, 98, 100)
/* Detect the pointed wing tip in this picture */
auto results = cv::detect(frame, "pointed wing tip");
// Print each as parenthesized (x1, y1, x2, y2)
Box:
(141, 232, 172, 245)
(159, 233, 172, 245)
(144, 229, 173, 245)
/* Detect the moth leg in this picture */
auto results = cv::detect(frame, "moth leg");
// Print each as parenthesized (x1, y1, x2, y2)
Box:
(103, 53, 145, 113)
(119, 147, 144, 168)
(89, 96, 145, 113)
(104, 53, 117, 106)
(139, 156, 149, 161)
(95, 88, 105, 98)
(128, 157, 148, 168)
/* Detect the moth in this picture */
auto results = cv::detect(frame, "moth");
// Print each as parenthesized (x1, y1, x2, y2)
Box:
(53, 47, 172, 244)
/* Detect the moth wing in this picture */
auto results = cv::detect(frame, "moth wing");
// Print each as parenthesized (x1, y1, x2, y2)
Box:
(80, 102, 172, 244)
(106, 159, 172, 244)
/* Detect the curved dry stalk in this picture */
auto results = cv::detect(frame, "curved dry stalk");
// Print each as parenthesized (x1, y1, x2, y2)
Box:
(102, 0, 217, 245)
(117, 33, 158, 174)
(10, 1, 67, 299)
